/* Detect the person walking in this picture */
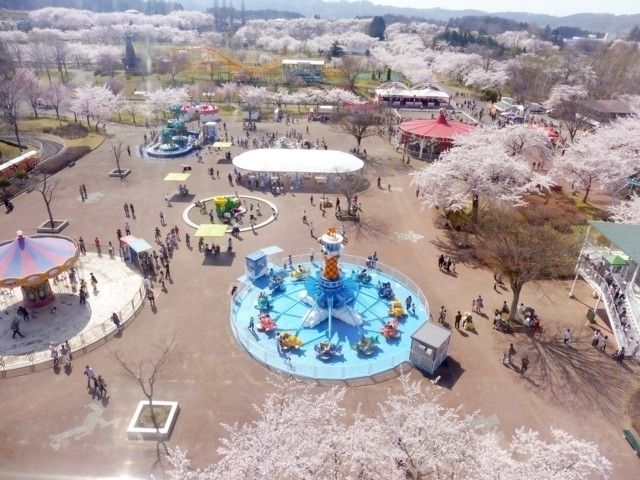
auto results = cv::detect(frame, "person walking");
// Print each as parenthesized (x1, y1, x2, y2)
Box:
(125, 222, 131, 236)
(472, 298, 477, 313)
(11, 316, 24, 338)
(454, 311, 462, 329)
(249, 316, 255, 331)
(78, 237, 87, 255)
(81, 184, 87, 199)
(111, 312, 122, 331)
(96, 375, 107, 399)
(507, 343, 517, 363)
(159, 211, 165, 226)
(108, 241, 114, 258)
(562, 328, 572, 345)
(50, 343, 59, 368)
(124, 203, 130, 217)
(84, 365, 95, 389)
(129, 203, 135, 218)
(94, 237, 101, 256)
(598, 335, 608, 352)
(475, 295, 484, 314)
(520, 356, 529, 375)
(438, 254, 445, 269)
(16, 305, 29, 321)
(59, 342, 71, 368)
(90, 273, 98, 291)
(79, 185, 85, 202)
(147, 289, 156, 308)
(438, 306, 447, 323)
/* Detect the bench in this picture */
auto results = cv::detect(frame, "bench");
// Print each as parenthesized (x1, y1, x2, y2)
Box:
(623, 429, 640, 456)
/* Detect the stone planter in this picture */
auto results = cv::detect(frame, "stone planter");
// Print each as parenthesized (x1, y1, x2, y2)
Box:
(108, 168, 131, 178)
(36, 219, 70, 233)
(127, 400, 179, 441)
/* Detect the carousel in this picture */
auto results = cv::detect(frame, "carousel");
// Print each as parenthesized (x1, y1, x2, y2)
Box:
(398, 109, 474, 160)
(0, 231, 79, 308)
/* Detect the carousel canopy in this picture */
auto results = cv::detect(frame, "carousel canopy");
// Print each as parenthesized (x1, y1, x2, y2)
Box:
(399, 110, 474, 141)
(232, 149, 364, 174)
(0, 232, 78, 288)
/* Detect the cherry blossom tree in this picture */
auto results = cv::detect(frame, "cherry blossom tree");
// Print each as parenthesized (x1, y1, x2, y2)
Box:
(412, 126, 553, 220)
(544, 84, 588, 143)
(609, 194, 640, 223)
(335, 105, 393, 150)
(165, 377, 611, 479)
(217, 82, 238, 106)
(43, 81, 67, 122)
(552, 115, 640, 203)
(21, 69, 45, 119)
(0, 69, 32, 146)
(239, 85, 269, 121)
(145, 87, 189, 125)
(70, 84, 116, 129)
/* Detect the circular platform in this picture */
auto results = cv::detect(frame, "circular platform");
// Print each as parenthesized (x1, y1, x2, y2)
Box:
(0, 253, 145, 374)
(183, 195, 278, 232)
(230, 256, 429, 380)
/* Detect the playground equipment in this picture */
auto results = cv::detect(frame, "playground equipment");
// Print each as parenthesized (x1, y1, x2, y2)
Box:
(214, 196, 245, 221)
(352, 335, 379, 356)
(303, 227, 363, 330)
(378, 282, 394, 300)
(381, 320, 400, 339)
(269, 274, 285, 293)
(388, 300, 406, 318)
(355, 268, 372, 284)
(257, 313, 277, 333)
(290, 266, 310, 281)
(256, 291, 271, 311)
(144, 116, 198, 158)
(278, 332, 303, 351)
(314, 342, 343, 361)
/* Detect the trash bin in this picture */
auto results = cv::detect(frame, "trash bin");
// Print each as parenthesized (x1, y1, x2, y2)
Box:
(586, 308, 596, 323)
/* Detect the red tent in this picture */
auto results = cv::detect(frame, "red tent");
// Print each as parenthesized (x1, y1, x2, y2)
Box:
(398, 110, 474, 159)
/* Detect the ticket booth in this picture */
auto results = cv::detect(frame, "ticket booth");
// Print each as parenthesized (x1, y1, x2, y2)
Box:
(410, 322, 451, 374)
(245, 250, 268, 281)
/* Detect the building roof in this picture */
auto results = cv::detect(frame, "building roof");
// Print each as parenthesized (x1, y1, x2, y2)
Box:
(579, 100, 633, 115)
(232, 149, 364, 174)
(411, 321, 450, 348)
(399, 110, 475, 140)
(375, 83, 450, 100)
(282, 59, 325, 66)
(590, 221, 640, 264)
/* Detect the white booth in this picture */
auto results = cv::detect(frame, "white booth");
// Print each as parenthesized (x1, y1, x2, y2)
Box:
(409, 321, 451, 374)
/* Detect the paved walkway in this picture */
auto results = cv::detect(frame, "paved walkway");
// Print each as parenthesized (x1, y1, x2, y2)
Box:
(0, 118, 637, 479)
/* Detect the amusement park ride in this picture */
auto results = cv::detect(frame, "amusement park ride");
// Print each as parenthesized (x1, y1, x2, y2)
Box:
(178, 46, 283, 81)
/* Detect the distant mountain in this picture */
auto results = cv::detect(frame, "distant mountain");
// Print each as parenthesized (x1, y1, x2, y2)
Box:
(180, 0, 640, 35)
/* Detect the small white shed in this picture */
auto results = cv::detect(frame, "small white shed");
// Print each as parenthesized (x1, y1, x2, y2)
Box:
(410, 322, 451, 374)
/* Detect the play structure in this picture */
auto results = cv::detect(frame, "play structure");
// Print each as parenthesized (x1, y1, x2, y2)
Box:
(144, 116, 199, 158)
(0, 231, 79, 308)
(214, 195, 246, 222)
(230, 227, 440, 380)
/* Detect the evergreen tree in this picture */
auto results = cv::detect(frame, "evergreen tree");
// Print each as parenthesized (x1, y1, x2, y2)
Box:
(327, 41, 344, 59)
(368, 16, 386, 41)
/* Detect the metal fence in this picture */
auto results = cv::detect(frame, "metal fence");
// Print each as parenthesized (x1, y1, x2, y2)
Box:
(0, 285, 146, 378)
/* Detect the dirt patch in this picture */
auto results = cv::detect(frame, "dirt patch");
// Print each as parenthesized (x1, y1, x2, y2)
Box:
(43, 124, 89, 140)
(134, 404, 171, 429)
(629, 387, 640, 433)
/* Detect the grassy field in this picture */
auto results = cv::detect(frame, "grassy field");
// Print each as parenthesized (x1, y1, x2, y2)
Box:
(18, 118, 105, 151)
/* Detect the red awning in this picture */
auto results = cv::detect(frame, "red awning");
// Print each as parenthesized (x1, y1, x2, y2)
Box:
(399, 111, 474, 141)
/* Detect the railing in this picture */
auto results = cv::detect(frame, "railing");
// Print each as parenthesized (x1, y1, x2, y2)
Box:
(228, 254, 429, 380)
(577, 260, 639, 356)
(0, 285, 147, 377)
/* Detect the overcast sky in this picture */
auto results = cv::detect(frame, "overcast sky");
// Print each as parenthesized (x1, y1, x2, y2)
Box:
(366, 0, 640, 16)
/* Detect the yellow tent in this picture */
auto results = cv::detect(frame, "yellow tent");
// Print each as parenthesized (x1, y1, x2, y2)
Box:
(164, 172, 191, 181)
(212, 141, 232, 148)
(194, 224, 228, 237)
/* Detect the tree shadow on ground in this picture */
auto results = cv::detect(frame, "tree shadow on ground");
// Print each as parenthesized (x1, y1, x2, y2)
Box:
(519, 328, 640, 419)
(345, 216, 390, 242)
